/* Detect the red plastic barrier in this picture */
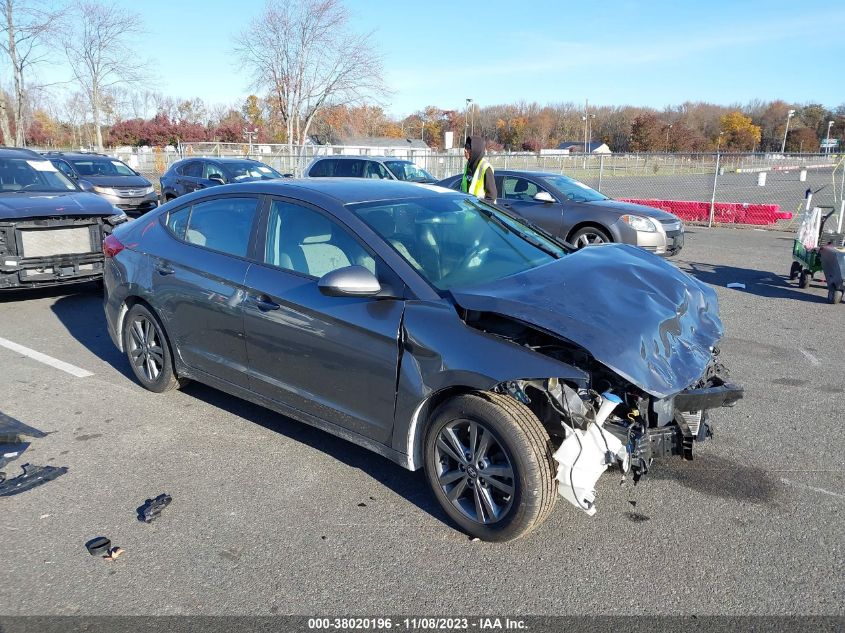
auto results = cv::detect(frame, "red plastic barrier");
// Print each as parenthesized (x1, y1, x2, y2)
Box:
(620, 199, 782, 225)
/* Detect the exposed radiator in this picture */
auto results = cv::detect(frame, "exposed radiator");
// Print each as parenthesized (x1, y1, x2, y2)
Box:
(19, 227, 94, 257)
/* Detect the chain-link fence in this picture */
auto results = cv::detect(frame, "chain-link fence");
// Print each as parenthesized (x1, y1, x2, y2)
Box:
(59, 142, 845, 232)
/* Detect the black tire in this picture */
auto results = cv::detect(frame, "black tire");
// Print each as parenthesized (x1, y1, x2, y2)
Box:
(122, 304, 180, 393)
(569, 225, 612, 249)
(829, 286, 843, 304)
(423, 392, 556, 542)
(798, 270, 809, 288)
(789, 261, 802, 280)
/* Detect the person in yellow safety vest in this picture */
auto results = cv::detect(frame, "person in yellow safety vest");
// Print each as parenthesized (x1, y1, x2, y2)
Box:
(460, 135, 497, 202)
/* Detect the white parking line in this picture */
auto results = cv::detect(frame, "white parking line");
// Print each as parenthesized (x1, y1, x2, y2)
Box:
(800, 349, 821, 366)
(0, 335, 94, 378)
(781, 478, 845, 501)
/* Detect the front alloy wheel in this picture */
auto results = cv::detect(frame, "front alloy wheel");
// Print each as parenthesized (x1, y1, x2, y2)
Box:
(424, 393, 556, 541)
(570, 226, 611, 249)
(434, 419, 515, 525)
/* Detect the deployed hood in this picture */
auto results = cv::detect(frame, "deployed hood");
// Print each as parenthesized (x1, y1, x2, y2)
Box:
(0, 191, 117, 220)
(451, 244, 722, 398)
(465, 135, 486, 173)
(587, 199, 679, 222)
(81, 174, 151, 188)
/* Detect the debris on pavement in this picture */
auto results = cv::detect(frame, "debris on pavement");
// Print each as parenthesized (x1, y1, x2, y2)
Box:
(0, 464, 68, 497)
(86, 537, 112, 556)
(726, 283, 746, 289)
(137, 493, 172, 523)
(86, 537, 125, 561)
(104, 546, 125, 561)
(0, 442, 30, 472)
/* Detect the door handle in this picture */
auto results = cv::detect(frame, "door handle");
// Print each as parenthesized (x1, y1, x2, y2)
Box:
(251, 295, 280, 311)
(156, 264, 175, 276)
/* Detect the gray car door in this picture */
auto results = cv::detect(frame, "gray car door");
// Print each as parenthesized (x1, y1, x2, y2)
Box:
(154, 195, 261, 388)
(498, 175, 564, 236)
(241, 197, 404, 444)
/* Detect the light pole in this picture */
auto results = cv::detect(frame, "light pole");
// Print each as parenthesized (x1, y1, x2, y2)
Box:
(825, 120, 834, 154)
(665, 123, 673, 153)
(243, 127, 258, 155)
(464, 98, 472, 140)
(780, 109, 795, 154)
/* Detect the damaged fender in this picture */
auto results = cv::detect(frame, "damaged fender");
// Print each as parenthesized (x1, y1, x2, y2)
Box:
(392, 300, 588, 469)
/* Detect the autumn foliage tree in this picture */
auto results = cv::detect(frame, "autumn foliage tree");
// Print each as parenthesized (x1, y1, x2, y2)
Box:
(629, 113, 665, 151)
(719, 111, 761, 150)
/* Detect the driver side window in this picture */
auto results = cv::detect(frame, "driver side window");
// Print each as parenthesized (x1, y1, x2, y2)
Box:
(502, 177, 542, 201)
(202, 162, 225, 181)
(264, 200, 375, 278)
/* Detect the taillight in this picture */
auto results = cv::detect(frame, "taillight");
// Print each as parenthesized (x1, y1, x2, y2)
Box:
(103, 234, 124, 258)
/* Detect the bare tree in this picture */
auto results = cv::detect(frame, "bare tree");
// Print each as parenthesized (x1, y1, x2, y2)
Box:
(1, 0, 64, 145)
(62, 1, 145, 150)
(0, 88, 13, 143)
(235, 0, 387, 155)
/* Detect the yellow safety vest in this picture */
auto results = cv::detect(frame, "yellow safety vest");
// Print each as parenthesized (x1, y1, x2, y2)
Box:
(461, 158, 493, 198)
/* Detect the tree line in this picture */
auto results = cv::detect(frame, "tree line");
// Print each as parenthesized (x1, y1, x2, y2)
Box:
(3, 0, 844, 154)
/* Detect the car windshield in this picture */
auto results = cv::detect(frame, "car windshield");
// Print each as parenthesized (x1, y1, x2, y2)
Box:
(0, 157, 78, 193)
(384, 161, 434, 183)
(348, 194, 565, 291)
(542, 174, 608, 202)
(223, 161, 282, 181)
(69, 157, 136, 177)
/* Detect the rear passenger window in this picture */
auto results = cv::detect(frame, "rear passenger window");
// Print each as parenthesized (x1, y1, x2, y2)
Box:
(308, 159, 335, 177)
(184, 197, 259, 257)
(166, 206, 191, 239)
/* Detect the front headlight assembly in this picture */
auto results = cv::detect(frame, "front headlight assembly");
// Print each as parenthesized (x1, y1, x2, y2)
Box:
(93, 185, 117, 196)
(621, 214, 658, 232)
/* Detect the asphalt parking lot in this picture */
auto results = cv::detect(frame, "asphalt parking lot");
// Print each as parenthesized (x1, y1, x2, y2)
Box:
(0, 227, 842, 617)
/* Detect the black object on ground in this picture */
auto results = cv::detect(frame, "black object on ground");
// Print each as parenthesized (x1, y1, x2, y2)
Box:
(86, 537, 111, 556)
(0, 412, 47, 443)
(0, 464, 68, 497)
(137, 493, 172, 523)
(0, 441, 30, 472)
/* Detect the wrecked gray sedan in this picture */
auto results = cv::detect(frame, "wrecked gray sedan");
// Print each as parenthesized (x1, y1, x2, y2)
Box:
(102, 179, 742, 541)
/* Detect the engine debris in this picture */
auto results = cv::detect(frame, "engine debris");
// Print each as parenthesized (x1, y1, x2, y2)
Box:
(137, 493, 172, 523)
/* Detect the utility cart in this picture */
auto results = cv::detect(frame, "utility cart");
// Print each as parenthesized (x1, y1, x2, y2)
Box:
(790, 206, 845, 297)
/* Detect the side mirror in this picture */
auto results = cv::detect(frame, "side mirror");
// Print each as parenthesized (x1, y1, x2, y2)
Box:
(208, 175, 225, 185)
(318, 265, 381, 297)
(77, 179, 94, 192)
(533, 191, 555, 203)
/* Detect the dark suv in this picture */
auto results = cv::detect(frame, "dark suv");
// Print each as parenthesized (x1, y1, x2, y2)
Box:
(305, 156, 436, 183)
(44, 151, 158, 217)
(159, 157, 283, 201)
(0, 147, 127, 290)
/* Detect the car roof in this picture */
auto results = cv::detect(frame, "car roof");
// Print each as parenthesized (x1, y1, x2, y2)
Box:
(313, 155, 403, 162)
(495, 170, 567, 178)
(182, 157, 264, 163)
(0, 146, 48, 159)
(41, 151, 113, 159)
(189, 178, 459, 205)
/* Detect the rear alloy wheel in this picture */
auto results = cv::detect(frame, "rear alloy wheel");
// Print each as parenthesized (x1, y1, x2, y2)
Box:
(123, 304, 179, 392)
(570, 225, 611, 249)
(424, 393, 556, 542)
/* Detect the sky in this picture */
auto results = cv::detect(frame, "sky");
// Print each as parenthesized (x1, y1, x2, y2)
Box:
(79, 0, 845, 117)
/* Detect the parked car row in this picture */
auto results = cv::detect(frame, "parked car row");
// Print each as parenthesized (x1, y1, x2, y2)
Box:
(0, 144, 684, 293)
